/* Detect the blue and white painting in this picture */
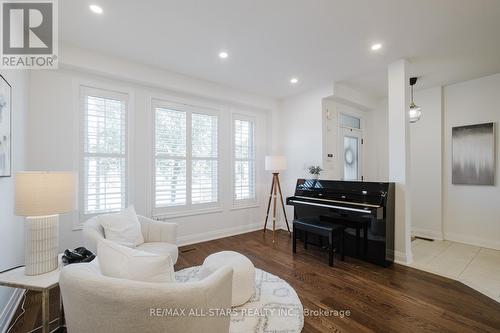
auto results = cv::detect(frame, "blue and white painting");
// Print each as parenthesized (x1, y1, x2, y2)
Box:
(452, 123, 495, 185)
(0, 75, 11, 177)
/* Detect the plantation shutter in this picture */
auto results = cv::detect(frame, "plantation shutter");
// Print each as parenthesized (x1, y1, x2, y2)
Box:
(192, 113, 218, 204)
(155, 107, 187, 207)
(82, 88, 128, 215)
(233, 118, 256, 201)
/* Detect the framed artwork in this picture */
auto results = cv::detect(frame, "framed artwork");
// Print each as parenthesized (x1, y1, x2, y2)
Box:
(452, 122, 496, 185)
(0, 75, 11, 177)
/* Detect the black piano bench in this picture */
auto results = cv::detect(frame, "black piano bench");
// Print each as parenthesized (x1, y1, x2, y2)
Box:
(292, 217, 345, 267)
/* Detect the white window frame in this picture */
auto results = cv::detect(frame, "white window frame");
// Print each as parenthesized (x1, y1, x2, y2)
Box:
(152, 99, 221, 218)
(78, 85, 130, 224)
(231, 113, 257, 207)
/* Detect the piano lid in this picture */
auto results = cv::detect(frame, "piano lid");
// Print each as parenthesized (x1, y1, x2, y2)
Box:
(294, 179, 389, 206)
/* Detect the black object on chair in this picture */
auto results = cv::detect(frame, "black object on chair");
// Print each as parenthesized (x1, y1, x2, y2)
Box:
(62, 247, 95, 265)
(292, 217, 345, 267)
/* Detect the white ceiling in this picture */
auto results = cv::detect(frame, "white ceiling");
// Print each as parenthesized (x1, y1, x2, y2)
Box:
(60, 0, 500, 99)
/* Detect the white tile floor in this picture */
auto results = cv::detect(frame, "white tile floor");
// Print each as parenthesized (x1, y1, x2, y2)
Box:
(410, 239, 500, 303)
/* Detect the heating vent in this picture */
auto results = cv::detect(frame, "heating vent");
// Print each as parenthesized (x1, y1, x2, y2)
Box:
(180, 247, 197, 253)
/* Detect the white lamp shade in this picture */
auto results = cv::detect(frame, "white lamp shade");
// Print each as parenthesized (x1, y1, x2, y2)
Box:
(265, 156, 287, 171)
(15, 171, 77, 216)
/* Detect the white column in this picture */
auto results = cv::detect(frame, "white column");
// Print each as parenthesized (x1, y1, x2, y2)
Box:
(388, 59, 413, 264)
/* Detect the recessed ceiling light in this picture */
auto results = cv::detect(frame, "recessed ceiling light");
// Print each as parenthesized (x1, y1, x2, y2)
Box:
(89, 4, 103, 14)
(290, 77, 299, 84)
(371, 43, 382, 51)
(218, 51, 229, 59)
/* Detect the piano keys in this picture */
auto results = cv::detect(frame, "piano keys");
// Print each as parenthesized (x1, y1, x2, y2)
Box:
(287, 179, 395, 267)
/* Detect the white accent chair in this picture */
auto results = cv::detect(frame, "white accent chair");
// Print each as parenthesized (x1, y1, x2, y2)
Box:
(60, 262, 233, 333)
(83, 215, 179, 263)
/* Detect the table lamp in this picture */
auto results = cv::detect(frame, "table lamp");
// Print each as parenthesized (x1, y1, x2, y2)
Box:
(263, 156, 291, 242)
(15, 172, 76, 275)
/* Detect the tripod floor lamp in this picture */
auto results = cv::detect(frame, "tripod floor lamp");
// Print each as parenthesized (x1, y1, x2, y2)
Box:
(264, 156, 291, 242)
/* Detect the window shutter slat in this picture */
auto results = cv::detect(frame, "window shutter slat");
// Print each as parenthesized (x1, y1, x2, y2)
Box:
(233, 118, 256, 201)
(82, 90, 128, 215)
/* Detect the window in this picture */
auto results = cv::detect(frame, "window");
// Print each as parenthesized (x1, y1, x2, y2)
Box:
(339, 113, 363, 181)
(340, 113, 361, 129)
(233, 117, 256, 203)
(80, 87, 128, 216)
(154, 100, 219, 213)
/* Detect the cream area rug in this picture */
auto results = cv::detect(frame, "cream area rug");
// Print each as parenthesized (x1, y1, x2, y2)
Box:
(176, 266, 304, 333)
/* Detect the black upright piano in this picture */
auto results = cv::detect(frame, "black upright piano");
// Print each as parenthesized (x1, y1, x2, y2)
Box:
(286, 179, 395, 267)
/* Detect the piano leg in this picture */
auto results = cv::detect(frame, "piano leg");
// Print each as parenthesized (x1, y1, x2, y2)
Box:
(292, 224, 297, 253)
(363, 225, 368, 258)
(328, 232, 334, 267)
(356, 227, 360, 257)
(304, 232, 308, 250)
(341, 231, 345, 261)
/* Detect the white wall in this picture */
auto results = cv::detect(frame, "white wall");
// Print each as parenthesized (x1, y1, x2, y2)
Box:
(366, 74, 499, 251)
(27, 46, 279, 251)
(280, 85, 332, 207)
(0, 70, 28, 331)
(322, 99, 385, 182)
(443, 73, 500, 249)
(366, 98, 389, 181)
(410, 87, 443, 240)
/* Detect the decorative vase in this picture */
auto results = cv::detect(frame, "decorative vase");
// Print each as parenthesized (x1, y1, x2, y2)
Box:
(311, 174, 319, 180)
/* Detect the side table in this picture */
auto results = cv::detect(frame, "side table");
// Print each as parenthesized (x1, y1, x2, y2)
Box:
(0, 258, 64, 333)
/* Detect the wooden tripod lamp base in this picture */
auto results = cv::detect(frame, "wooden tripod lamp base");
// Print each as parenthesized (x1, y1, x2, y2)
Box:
(263, 156, 291, 242)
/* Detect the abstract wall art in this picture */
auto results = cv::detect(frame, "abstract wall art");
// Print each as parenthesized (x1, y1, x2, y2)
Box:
(452, 122, 496, 185)
(0, 75, 11, 177)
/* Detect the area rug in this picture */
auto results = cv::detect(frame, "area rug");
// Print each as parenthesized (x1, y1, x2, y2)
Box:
(176, 266, 304, 333)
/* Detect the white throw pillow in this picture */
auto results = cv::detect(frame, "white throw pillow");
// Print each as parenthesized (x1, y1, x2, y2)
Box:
(97, 239, 175, 283)
(98, 206, 144, 247)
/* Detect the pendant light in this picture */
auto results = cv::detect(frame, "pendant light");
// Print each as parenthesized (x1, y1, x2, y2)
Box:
(409, 77, 422, 123)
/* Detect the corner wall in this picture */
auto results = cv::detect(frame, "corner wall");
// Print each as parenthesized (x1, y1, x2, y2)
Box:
(27, 45, 279, 251)
(410, 87, 444, 240)
(0, 70, 28, 331)
(443, 73, 500, 249)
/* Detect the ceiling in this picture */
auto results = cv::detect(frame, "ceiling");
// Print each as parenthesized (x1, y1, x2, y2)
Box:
(60, 0, 500, 99)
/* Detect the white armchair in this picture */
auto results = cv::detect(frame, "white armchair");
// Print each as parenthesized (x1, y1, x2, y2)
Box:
(60, 262, 233, 333)
(83, 215, 179, 263)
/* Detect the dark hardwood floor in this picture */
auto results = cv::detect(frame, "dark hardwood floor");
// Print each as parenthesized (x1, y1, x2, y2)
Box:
(176, 230, 500, 333)
(8, 230, 500, 333)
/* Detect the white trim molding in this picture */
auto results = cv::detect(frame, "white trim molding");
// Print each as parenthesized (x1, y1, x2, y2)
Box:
(0, 289, 24, 333)
(444, 232, 500, 251)
(177, 223, 262, 247)
(393, 250, 414, 266)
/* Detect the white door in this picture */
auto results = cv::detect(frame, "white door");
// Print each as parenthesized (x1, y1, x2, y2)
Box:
(341, 128, 363, 181)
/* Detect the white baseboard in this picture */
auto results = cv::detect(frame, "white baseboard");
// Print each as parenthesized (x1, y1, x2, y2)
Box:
(0, 289, 24, 333)
(393, 250, 413, 266)
(178, 222, 263, 247)
(444, 232, 500, 251)
(412, 227, 444, 241)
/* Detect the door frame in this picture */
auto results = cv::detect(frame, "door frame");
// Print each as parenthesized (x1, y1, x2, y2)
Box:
(338, 112, 364, 181)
